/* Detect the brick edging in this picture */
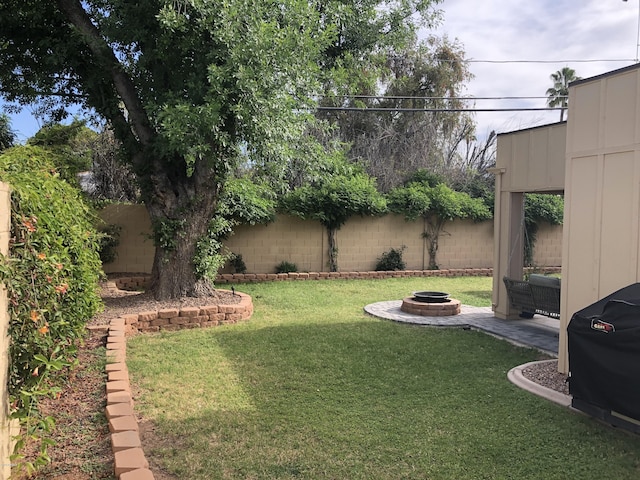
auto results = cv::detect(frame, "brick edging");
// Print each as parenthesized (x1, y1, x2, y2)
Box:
(103, 290, 253, 479)
(109, 267, 562, 289)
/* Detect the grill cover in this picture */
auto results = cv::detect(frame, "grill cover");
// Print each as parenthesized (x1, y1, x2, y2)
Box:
(568, 283, 640, 428)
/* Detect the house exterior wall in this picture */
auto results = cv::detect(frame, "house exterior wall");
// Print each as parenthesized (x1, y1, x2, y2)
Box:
(560, 64, 640, 373)
(100, 205, 562, 275)
(493, 123, 566, 319)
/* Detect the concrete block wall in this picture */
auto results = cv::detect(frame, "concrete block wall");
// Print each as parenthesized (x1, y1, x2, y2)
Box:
(100, 204, 154, 274)
(532, 222, 563, 267)
(100, 205, 563, 275)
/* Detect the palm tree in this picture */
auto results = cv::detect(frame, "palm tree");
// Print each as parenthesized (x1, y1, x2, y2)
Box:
(546, 67, 581, 121)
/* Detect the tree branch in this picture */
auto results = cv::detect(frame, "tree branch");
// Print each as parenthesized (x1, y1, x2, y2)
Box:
(55, 0, 155, 147)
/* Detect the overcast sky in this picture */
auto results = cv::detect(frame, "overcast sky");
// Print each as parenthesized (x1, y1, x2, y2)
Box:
(4, 0, 640, 142)
(429, 0, 639, 137)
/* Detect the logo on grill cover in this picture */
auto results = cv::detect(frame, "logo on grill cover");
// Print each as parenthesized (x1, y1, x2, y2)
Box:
(591, 318, 615, 333)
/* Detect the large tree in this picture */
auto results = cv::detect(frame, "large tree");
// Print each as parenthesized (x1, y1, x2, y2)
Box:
(0, 0, 441, 299)
(318, 34, 475, 192)
(546, 67, 581, 122)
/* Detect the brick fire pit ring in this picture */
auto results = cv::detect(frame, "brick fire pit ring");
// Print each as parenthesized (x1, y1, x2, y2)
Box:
(400, 296, 461, 316)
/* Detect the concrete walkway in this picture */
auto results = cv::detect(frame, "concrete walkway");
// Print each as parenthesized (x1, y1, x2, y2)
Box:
(364, 301, 560, 356)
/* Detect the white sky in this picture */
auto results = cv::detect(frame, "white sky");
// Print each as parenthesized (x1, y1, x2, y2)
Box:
(4, 0, 640, 142)
(428, 0, 639, 137)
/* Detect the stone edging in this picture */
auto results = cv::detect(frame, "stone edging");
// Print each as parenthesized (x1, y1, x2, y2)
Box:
(103, 290, 253, 479)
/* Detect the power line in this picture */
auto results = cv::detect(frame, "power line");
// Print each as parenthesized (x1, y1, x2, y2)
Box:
(323, 95, 565, 101)
(464, 58, 634, 64)
(316, 106, 562, 113)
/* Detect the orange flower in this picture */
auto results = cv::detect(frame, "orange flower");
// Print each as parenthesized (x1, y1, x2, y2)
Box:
(55, 263, 63, 270)
(22, 216, 37, 233)
(38, 324, 49, 335)
(30, 310, 39, 322)
(55, 283, 68, 294)
(37, 253, 46, 260)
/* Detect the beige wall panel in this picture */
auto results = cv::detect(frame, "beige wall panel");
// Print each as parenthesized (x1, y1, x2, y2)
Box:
(497, 124, 565, 193)
(223, 215, 325, 273)
(562, 155, 599, 319)
(339, 214, 425, 271)
(604, 71, 637, 147)
(509, 132, 530, 191)
(438, 219, 494, 269)
(100, 204, 154, 274)
(570, 82, 601, 152)
(533, 223, 563, 267)
(547, 125, 568, 186)
(599, 152, 639, 293)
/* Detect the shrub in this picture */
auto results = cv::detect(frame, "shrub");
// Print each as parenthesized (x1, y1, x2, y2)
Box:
(275, 260, 298, 273)
(0, 146, 103, 472)
(98, 223, 121, 264)
(375, 246, 406, 271)
(229, 253, 247, 274)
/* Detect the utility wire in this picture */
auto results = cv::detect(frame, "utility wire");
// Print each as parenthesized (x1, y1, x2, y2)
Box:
(463, 58, 634, 64)
(316, 106, 562, 112)
(321, 95, 566, 100)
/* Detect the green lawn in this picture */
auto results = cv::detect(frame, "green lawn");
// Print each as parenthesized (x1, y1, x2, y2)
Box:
(127, 278, 640, 479)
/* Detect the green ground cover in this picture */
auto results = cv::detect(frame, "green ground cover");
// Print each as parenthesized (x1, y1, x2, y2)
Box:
(127, 278, 640, 479)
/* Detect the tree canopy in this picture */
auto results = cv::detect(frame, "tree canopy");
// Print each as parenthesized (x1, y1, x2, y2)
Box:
(0, 0, 442, 298)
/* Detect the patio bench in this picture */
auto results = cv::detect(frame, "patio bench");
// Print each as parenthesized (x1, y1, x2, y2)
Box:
(503, 274, 561, 319)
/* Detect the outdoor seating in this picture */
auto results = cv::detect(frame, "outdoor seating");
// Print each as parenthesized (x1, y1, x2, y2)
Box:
(503, 274, 561, 319)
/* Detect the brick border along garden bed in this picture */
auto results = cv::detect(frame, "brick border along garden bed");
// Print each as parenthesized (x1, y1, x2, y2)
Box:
(102, 283, 253, 479)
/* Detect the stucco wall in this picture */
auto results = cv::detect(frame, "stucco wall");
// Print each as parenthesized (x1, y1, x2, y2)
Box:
(100, 205, 562, 275)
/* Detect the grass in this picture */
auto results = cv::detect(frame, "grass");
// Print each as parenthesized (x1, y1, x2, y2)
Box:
(127, 278, 640, 479)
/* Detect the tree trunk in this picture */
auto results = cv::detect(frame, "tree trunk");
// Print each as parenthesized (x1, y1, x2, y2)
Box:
(328, 227, 338, 272)
(143, 154, 224, 300)
(424, 216, 446, 270)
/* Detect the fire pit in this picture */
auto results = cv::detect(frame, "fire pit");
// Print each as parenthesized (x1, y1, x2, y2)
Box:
(401, 291, 461, 316)
(412, 291, 450, 303)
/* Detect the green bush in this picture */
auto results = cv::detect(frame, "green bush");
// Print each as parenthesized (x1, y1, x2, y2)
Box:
(375, 246, 406, 271)
(229, 253, 247, 274)
(0, 146, 103, 472)
(275, 260, 298, 274)
(98, 223, 121, 264)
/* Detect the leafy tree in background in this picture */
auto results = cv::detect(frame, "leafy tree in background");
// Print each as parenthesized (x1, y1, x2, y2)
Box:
(546, 67, 581, 122)
(318, 34, 481, 192)
(88, 127, 140, 203)
(27, 120, 97, 186)
(280, 155, 386, 272)
(388, 171, 492, 270)
(0, 0, 442, 299)
(0, 113, 15, 151)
